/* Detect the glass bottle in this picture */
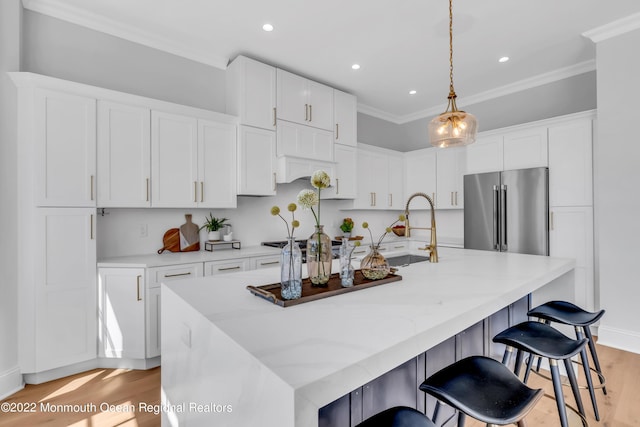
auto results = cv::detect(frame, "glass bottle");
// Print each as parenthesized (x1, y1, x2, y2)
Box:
(280, 237, 302, 300)
(307, 225, 332, 287)
(360, 245, 390, 280)
(339, 239, 355, 287)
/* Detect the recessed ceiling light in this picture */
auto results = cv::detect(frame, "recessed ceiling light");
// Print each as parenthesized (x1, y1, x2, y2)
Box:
(409, 90, 417, 95)
(498, 56, 510, 63)
(351, 64, 361, 70)
(262, 23, 274, 32)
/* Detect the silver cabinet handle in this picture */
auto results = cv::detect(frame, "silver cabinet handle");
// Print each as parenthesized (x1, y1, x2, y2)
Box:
(455, 191, 458, 206)
(200, 182, 204, 203)
(90, 214, 94, 240)
(146, 178, 150, 202)
(218, 266, 241, 271)
(389, 193, 393, 207)
(164, 272, 192, 278)
(136, 275, 142, 301)
(451, 191, 454, 206)
(309, 104, 312, 122)
(304, 104, 309, 121)
(336, 178, 340, 195)
(273, 173, 277, 191)
(370, 192, 374, 207)
(336, 123, 339, 140)
(373, 192, 377, 206)
(550, 211, 554, 230)
(393, 245, 405, 249)
(260, 261, 279, 266)
(90, 175, 94, 201)
(194, 181, 197, 202)
(353, 249, 366, 255)
(273, 107, 277, 126)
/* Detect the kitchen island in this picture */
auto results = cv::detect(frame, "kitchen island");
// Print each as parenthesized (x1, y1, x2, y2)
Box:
(161, 248, 575, 427)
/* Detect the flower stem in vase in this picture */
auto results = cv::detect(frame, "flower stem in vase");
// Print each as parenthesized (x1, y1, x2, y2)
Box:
(307, 225, 331, 287)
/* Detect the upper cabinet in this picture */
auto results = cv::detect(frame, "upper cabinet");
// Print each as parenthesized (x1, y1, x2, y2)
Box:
(237, 126, 277, 196)
(333, 90, 357, 147)
(276, 120, 333, 161)
(322, 144, 357, 199)
(277, 69, 334, 131)
(226, 55, 277, 131)
(404, 148, 437, 207)
(436, 147, 466, 209)
(354, 144, 404, 210)
(35, 88, 96, 207)
(197, 119, 237, 208)
(97, 101, 151, 207)
(465, 134, 503, 174)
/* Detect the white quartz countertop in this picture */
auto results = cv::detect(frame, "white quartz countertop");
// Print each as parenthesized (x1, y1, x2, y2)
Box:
(97, 244, 281, 268)
(162, 247, 575, 427)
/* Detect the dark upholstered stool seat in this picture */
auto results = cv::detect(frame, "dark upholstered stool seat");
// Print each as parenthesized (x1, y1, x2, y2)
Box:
(493, 321, 589, 427)
(529, 300, 607, 418)
(355, 406, 436, 427)
(419, 356, 543, 426)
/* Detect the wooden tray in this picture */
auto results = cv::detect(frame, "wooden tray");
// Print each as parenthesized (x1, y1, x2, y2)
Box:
(246, 270, 402, 307)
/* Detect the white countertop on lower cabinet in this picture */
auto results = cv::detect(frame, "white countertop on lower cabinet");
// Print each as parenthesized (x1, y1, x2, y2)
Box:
(160, 247, 576, 427)
(97, 245, 281, 268)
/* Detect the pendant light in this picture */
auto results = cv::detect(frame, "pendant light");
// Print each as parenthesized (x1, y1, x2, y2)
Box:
(428, 0, 477, 148)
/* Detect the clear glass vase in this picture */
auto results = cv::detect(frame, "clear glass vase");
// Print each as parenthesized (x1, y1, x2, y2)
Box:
(307, 225, 332, 287)
(339, 239, 355, 287)
(360, 245, 390, 280)
(280, 237, 302, 300)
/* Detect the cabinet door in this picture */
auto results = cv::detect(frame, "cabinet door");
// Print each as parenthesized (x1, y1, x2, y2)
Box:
(226, 56, 276, 130)
(97, 101, 151, 207)
(550, 206, 594, 311)
(237, 125, 276, 195)
(99, 268, 145, 359)
(404, 148, 437, 208)
(333, 90, 357, 147)
(466, 134, 503, 174)
(436, 147, 465, 209)
(307, 80, 334, 131)
(151, 111, 198, 207)
(503, 127, 548, 170)
(354, 147, 387, 209)
(362, 358, 419, 421)
(35, 89, 96, 207)
(322, 144, 357, 199)
(387, 155, 404, 209)
(277, 69, 308, 125)
(548, 118, 593, 207)
(276, 120, 333, 161)
(34, 208, 97, 371)
(146, 286, 161, 358)
(198, 120, 237, 208)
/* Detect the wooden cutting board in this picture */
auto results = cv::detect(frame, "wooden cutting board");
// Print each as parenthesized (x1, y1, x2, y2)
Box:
(179, 214, 200, 252)
(157, 228, 181, 254)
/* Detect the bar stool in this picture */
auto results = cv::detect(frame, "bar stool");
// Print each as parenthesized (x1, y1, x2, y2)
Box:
(356, 406, 436, 427)
(419, 356, 543, 427)
(493, 321, 589, 427)
(528, 300, 606, 421)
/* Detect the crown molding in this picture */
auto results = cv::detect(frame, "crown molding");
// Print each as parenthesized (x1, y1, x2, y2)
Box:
(359, 60, 596, 125)
(21, 0, 229, 69)
(583, 12, 640, 43)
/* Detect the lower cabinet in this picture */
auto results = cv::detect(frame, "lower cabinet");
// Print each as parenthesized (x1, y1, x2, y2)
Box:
(318, 296, 530, 426)
(204, 259, 251, 276)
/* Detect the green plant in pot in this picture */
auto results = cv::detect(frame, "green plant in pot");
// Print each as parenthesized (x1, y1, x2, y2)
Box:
(200, 213, 229, 241)
(340, 217, 354, 238)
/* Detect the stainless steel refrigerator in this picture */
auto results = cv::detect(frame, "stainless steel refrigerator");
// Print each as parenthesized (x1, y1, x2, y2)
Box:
(463, 167, 549, 256)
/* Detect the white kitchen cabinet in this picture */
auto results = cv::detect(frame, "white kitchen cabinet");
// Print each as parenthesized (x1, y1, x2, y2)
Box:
(502, 126, 548, 171)
(197, 119, 237, 208)
(252, 255, 281, 270)
(277, 69, 334, 131)
(333, 90, 357, 147)
(550, 206, 594, 311)
(97, 101, 151, 207)
(27, 208, 97, 373)
(276, 119, 333, 161)
(204, 259, 251, 276)
(548, 118, 593, 207)
(388, 155, 404, 209)
(465, 134, 503, 174)
(151, 111, 237, 207)
(34, 88, 96, 207)
(436, 147, 466, 209)
(147, 263, 204, 288)
(99, 268, 146, 359)
(354, 144, 404, 210)
(237, 125, 277, 195)
(146, 286, 161, 358)
(322, 144, 357, 199)
(226, 55, 277, 131)
(404, 148, 437, 208)
(151, 111, 198, 207)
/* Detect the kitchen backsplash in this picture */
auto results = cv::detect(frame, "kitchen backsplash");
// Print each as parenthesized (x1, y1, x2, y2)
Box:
(96, 180, 464, 258)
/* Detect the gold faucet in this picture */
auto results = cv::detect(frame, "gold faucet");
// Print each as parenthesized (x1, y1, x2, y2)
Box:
(404, 192, 438, 263)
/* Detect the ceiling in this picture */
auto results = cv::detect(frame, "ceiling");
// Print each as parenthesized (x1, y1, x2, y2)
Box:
(22, 0, 640, 123)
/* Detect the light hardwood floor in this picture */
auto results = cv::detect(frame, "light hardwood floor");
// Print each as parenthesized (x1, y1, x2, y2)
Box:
(1, 344, 638, 426)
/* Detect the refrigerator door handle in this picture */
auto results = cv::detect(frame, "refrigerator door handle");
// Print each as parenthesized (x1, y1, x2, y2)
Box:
(493, 185, 500, 250)
(501, 184, 508, 251)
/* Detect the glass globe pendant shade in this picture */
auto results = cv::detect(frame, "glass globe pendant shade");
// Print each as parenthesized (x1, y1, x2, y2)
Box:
(428, 109, 477, 148)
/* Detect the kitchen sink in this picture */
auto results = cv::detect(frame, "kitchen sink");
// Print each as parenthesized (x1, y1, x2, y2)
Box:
(386, 254, 431, 267)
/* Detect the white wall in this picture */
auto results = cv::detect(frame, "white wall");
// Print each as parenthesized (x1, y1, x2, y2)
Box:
(593, 28, 640, 353)
(0, 0, 24, 400)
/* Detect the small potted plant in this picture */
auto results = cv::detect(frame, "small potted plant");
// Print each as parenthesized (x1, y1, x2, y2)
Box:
(340, 217, 354, 238)
(200, 213, 229, 241)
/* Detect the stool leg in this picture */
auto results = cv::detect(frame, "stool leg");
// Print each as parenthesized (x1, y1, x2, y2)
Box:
(583, 325, 607, 395)
(501, 346, 513, 366)
(432, 400, 441, 425)
(563, 357, 586, 418)
(457, 411, 466, 427)
(523, 353, 536, 383)
(550, 359, 570, 427)
(576, 327, 600, 421)
(514, 349, 524, 377)
(535, 319, 551, 373)
(516, 421, 527, 427)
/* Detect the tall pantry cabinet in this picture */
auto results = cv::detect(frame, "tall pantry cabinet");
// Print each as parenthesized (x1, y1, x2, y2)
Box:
(12, 75, 97, 379)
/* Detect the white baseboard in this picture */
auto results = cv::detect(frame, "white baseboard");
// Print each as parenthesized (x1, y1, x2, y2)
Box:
(0, 366, 24, 400)
(597, 325, 640, 354)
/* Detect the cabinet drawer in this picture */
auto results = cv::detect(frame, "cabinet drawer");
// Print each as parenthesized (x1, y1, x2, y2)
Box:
(253, 255, 280, 269)
(204, 259, 250, 276)
(148, 263, 204, 288)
